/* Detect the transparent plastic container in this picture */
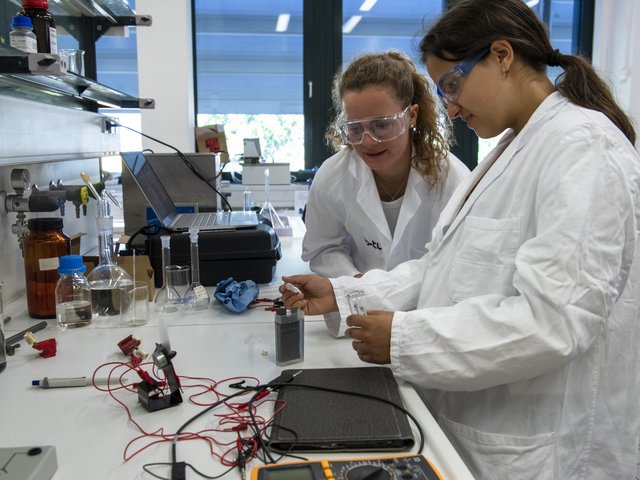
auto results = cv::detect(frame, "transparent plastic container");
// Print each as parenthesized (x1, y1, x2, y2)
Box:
(55, 255, 92, 329)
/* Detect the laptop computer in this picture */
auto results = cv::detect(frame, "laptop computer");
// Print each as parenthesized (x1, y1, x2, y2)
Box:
(268, 367, 415, 453)
(121, 151, 259, 231)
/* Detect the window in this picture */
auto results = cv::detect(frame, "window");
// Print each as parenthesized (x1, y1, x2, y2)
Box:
(193, 1, 304, 170)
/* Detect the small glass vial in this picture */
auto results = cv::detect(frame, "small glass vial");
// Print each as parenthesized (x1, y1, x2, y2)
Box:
(55, 255, 92, 329)
(347, 290, 368, 315)
(9, 15, 37, 53)
(23, 217, 70, 319)
(243, 188, 252, 212)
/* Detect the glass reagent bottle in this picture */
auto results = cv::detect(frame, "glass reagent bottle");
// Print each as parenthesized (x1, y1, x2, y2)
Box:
(87, 196, 132, 324)
(10, 15, 37, 53)
(55, 255, 92, 329)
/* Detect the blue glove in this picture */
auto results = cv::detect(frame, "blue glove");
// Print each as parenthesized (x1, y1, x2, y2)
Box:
(214, 277, 259, 313)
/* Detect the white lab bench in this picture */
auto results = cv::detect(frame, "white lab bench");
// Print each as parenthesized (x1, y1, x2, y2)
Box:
(0, 224, 474, 480)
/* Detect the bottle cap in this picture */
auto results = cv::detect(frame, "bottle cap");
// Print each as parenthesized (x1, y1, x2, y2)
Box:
(21, 0, 49, 9)
(27, 217, 63, 232)
(11, 15, 33, 28)
(58, 255, 86, 274)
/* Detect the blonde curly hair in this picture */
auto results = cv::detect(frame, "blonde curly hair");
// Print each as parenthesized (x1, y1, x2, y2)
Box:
(325, 51, 452, 189)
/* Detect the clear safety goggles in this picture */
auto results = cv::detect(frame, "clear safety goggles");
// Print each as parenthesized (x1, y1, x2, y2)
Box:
(338, 106, 410, 145)
(436, 48, 489, 105)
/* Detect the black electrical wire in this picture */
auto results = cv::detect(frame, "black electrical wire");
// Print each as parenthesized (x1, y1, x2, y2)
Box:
(160, 378, 426, 479)
(104, 117, 233, 211)
(124, 224, 173, 254)
(251, 381, 426, 456)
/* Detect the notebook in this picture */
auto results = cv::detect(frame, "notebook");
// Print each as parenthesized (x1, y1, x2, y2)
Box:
(121, 151, 259, 231)
(268, 367, 415, 453)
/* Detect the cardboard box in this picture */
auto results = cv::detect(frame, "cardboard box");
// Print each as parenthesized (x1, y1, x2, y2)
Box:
(196, 124, 229, 162)
(83, 255, 155, 300)
(70, 232, 87, 255)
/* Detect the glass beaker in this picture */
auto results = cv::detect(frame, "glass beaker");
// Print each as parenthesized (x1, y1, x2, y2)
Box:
(120, 281, 150, 326)
(165, 265, 190, 311)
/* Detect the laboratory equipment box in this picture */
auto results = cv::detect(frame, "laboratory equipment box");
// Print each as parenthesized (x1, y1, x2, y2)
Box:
(146, 224, 281, 287)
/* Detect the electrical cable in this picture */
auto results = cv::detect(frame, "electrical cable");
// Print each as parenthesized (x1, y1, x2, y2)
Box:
(165, 374, 426, 479)
(104, 117, 233, 211)
(252, 381, 426, 456)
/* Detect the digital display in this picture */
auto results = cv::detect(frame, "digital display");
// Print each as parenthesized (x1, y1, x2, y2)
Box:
(263, 465, 315, 480)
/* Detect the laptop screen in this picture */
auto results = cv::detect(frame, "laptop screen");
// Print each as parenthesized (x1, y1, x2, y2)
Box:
(120, 151, 178, 228)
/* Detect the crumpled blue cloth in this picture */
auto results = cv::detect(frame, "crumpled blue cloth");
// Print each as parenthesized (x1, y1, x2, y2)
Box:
(214, 277, 259, 313)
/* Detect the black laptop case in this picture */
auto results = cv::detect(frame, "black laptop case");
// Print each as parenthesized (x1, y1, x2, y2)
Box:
(268, 367, 415, 453)
(146, 224, 281, 286)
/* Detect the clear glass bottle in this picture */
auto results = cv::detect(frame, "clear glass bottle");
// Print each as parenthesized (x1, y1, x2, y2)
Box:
(87, 197, 132, 324)
(184, 228, 210, 311)
(55, 255, 92, 329)
(23, 217, 70, 319)
(154, 235, 178, 313)
(9, 15, 37, 53)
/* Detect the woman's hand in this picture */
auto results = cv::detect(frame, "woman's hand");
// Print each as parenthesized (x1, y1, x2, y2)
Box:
(279, 274, 338, 315)
(346, 310, 394, 364)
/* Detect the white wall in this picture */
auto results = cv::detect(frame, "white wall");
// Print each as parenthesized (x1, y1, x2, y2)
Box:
(593, 0, 640, 148)
(136, 0, 195, 153)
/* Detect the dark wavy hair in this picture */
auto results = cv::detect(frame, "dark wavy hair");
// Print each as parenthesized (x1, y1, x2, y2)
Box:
(325, 51, 451, 189)
(420, 0, 635, 144)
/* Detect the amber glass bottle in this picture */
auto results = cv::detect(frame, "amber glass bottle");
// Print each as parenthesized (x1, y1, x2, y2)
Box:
(23, 217, 70, 318)
(18, 0, 57, 54)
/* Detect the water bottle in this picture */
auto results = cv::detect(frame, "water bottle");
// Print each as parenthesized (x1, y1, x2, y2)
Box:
(55, 255, 92, 329)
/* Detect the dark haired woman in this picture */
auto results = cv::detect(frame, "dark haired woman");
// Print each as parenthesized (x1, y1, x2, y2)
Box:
(281, 1, 640, 477)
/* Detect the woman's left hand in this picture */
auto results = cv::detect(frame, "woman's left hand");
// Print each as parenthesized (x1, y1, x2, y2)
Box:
(345, 310, 394, 364)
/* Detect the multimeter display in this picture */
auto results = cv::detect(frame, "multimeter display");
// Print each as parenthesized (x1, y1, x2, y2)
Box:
(251, 454, 444, 480)
(261, 465, 314, 479)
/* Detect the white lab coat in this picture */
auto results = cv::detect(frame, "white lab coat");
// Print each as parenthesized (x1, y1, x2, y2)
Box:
(302, 148, 469, 277)
(331, 93, 640, 479)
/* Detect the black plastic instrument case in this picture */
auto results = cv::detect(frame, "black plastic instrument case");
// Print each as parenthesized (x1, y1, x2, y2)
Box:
(146, 224, 281, 287)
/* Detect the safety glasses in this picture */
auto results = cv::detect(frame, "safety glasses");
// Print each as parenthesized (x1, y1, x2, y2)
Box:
(436, 48, 490, 105)
(338, 106, 411, 145)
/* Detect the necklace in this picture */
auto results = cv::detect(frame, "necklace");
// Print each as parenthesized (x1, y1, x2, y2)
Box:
(376, 176, 408, 201)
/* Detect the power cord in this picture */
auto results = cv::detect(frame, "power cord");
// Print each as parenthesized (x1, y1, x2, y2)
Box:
(104, 117, 233, 211)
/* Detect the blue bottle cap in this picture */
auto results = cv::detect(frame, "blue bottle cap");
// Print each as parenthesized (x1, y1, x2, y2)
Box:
(11, 16, 33, 28)
(58, 255, 86, 274)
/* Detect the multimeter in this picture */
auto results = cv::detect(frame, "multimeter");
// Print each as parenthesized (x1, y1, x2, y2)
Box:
(250, 454, 444, 480)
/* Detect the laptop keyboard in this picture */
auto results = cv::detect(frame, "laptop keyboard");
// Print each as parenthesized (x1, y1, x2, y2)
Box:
(192, 212, 217, 227)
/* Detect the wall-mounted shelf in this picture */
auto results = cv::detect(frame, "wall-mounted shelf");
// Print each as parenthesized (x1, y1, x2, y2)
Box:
(0, 47, 154, 109)
(0, 0, 152, 111)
